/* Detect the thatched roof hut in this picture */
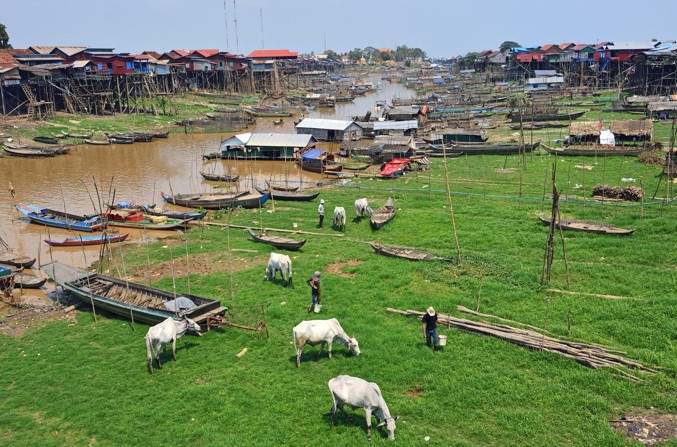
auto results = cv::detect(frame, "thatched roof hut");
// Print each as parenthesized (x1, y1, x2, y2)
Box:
(610, 120, 653, 138)
(569, 121, 600, 137)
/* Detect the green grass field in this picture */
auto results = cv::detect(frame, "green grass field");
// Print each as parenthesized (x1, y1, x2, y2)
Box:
(1, 153, 676, 446)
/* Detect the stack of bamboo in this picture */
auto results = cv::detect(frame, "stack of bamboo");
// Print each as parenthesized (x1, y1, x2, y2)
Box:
(387, 307, 657, 381)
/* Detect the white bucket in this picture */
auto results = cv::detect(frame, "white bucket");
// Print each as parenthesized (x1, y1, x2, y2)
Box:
(437, 335, 447, 347)
(314, 304, 322, 313)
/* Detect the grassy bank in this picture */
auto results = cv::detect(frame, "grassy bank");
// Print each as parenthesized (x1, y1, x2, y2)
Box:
(1, 152, 675, 446)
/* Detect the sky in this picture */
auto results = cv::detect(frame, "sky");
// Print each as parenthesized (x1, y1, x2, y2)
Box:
(3, 0, 677, 58)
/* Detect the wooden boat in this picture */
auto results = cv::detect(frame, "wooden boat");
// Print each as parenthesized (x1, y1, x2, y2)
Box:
(541, 144, 645, 157)
(84, 139, 111, 145)
(246, 228, 306, 251)
(199, 171, 240, 182)
(299, 160, 344, 174)
(508, 110, 586, 122)
(161, 191, 270, 210)
(44, 232, 130, 247)
(265, 181, 299, 192)
(15, 203, 105, 232)
(244, 107, 293, 117)
(343, 163, 371, 171)
(202, 152, 221, 160)
(370, 198, 396, 229)
(103, 210, 188, 230)
(142, 206, 207, 221)
(447, 142, 540, 155)
(107, 136, 134, 144)
(0, 265, 17, 289)
(0, 251, 36, 268)
(370, 243, 451, 261)
(426, 151, 463, 158)
(3, 145, 57, 157)
(13, 271, 47, 289)
(61, 131, 93, 139)
(109, 132, 154, 142)
(254, 186, 320, 202)
(33, 136, 60, 145)
(509, 122, 568, 130)
(152, 131, 170, 138)
(537, 215, 634, 235)
(42, 261, 227, 326)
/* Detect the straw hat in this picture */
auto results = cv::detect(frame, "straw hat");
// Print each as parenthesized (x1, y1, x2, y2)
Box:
(320, 199, 325, 204)
(426, 307, 435, 316)
(314, 271, 321, 277)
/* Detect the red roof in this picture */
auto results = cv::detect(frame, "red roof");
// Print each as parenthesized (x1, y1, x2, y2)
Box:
(539, 44, 560, 53)
(0, 48, 31, 65)
(247, 49, 298, 59)
(189, 49, 219, 58)
(572, 44, 593, 51)
(172, 49, 188, 57)
(558, 42, 575, 50)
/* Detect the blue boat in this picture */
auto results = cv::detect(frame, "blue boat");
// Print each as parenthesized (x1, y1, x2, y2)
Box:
(15, 203, 104, 232)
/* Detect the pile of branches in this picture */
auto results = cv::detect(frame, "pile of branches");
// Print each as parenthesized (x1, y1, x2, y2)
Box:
(638, 149, 664, 166)
(388, 307, 657, 381)
(592, 184, 644, 202)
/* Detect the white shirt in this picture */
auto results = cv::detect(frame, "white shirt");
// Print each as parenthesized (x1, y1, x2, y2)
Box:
(318, 203, 325, 215)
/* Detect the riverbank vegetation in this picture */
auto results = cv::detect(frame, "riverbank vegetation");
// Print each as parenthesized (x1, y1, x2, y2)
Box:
(1, 151, 675, 446)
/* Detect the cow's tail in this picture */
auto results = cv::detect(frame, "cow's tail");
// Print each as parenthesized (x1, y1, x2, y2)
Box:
(287, 259, 293, 288)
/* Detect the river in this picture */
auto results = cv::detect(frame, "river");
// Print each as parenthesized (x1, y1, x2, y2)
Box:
(0, 76, 414, 270)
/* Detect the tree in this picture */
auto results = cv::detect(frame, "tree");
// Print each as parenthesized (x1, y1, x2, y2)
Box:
(324, 49, 338, 61)
(348, 48, 363, 62)
(499, 40, 520, 53)
(0, 23, 11, 49)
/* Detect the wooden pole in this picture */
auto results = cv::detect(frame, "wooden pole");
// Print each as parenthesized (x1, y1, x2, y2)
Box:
(441, 144, 461, 263)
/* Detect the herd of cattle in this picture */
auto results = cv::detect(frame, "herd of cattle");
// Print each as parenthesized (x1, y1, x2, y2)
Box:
(143, 197, 400, 440)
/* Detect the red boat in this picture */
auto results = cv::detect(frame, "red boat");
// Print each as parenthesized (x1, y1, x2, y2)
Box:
(44, 233, 130, 247)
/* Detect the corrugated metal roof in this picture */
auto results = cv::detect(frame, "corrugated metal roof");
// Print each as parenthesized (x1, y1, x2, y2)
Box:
(373, 120, 418, 131)
(72, 60, 90, 68)
(56, 46, 87, 56)
(247, 133, 315, 148)
(29, 46, 55, 54)
(247, 49, 298, 59)
(296, 118, 354, 131)
(0, 48, 31, 64)
(603, 41, 658, 51)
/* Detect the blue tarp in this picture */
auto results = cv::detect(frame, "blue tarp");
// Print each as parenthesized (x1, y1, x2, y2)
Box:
(301, 149, 325, 160)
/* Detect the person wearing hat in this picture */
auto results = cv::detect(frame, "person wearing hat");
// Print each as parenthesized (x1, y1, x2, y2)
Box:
(318, 199, 325, 228)
(307, 271, 321, 312)
(422, 307, 438, 349)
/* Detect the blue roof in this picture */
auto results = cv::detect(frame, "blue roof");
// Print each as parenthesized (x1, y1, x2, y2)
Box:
(301, 148, 325, 160)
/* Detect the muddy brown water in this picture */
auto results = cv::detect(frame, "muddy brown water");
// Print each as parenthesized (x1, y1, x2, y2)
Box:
(0, 78, 414, 272)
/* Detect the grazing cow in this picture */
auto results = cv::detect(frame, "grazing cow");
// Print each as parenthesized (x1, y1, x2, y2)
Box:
(332, 206, 346, 231)
(292, 318, 360, 368)
(145, 317, 201, 373)
(328, 375, 400, 440)
(264, 252, 293, 287)
(354, 198, 373, 221)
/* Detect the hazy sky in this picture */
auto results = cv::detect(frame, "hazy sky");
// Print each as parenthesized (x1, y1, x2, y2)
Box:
(4, 0, 676, 58)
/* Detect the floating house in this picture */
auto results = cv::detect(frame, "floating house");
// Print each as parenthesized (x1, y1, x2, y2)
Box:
(219, 132, 316, 160)
(295, 118, 361, 142)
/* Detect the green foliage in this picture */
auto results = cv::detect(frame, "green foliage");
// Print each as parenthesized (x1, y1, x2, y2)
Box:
(348, 48, 363, 62)
(1, 153, 676, 446)
(500, 40, 520, 52)
(0, 23, 11, 49)
(394, 45, 427, 62)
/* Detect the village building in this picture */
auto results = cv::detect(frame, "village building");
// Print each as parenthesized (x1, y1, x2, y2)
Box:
(295, 118, 361, 142)
(219, 132, 316, 160)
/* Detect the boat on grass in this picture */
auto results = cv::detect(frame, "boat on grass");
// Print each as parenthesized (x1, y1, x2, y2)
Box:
(142, 206, 207, 221)
(44, 232, 130, 247)
(33, 136, 60, 145)
(541, 144, 645, 157)
(265, 181, 299, 192)
(369, 243, 451, 261)
(84, 139, 111, 145)
(246, 228, 306, 250)
(161, 191, 269, 210)
(42, 261, 227, 326)
(447, 141, 540, 156)
(61, 131, 93, 139)
(15, 203, 104, 232)
(537, 215, 634, 235)
(103, 210, 188, 230)
(370, 198, 396, 229)
(254, 186, 320, 202)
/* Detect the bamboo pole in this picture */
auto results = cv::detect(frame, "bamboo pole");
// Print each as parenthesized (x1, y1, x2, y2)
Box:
(188, 221, 344, 237)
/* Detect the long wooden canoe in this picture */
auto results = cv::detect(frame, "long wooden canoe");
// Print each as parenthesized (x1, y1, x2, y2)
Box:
(254, 186, 320, 202)
(265, 181, 299, 192)
(541, 144, 645, 157)
(0, 251, 37, 268)
(44, 233, 130, 247)
(537, 215, 634, 235)
(370, 198, 396, 230)
(42, 261, 227, 326)
(13, 271, 47, 289)
(369, 243, 451, 261)
(199, 171, 240, 182)
(161, 191, 269, 210)
(246, 228, 306, 250)
(15, 203, 105, 232)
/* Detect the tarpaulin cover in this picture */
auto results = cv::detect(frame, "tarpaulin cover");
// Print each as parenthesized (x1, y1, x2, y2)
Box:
(379, 158, 411, 176)
(163, 296, 197, 311)
(301, 149, 325, 160)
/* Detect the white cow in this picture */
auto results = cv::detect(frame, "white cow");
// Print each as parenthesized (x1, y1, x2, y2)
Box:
(354, 198, 373, 221)
(145, 317, 201, 373)
(328, 375, 400, 440)
(292, 318, 360, 368)
(264, 252, 293, 287)
(332, 206, 346, 231)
